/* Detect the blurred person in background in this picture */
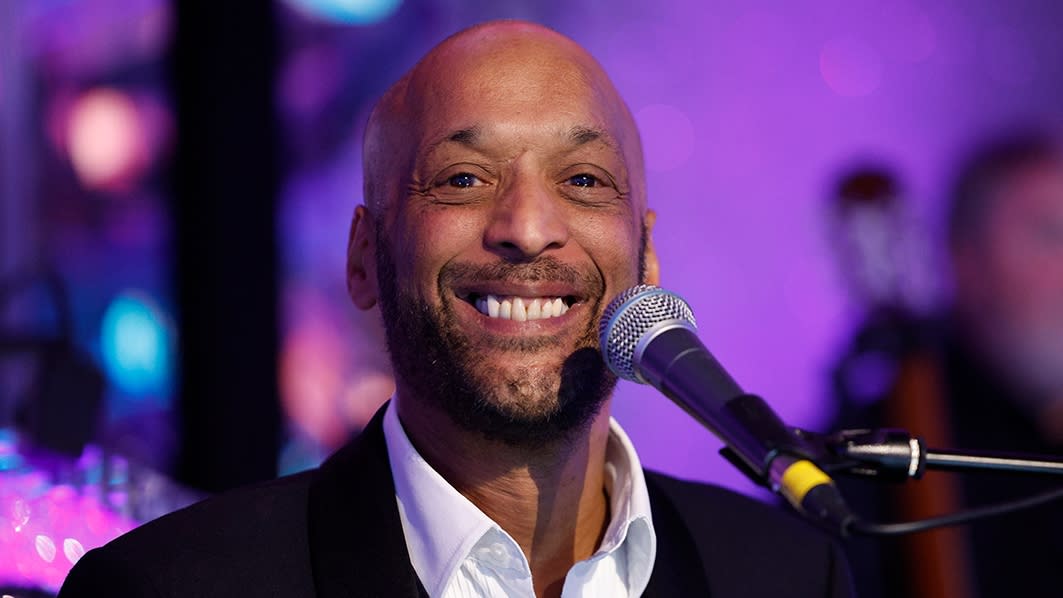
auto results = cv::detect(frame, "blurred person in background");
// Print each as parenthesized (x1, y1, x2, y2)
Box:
(826, 165, 937, 417)
(947, 133, 1063, 443)
(830, 131, 1063, 598)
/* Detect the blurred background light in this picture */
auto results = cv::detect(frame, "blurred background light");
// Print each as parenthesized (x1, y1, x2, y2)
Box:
(99, 291, 172, 397)
(26, 0, 171, 76)
(65, 88, 148, 192)
(282, 0, 403, 25)
(279, 298, 351, 449)
(279, 43, 344, 118)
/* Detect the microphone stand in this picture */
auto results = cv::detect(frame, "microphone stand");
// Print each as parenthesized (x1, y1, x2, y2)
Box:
(786, 428, 1063, 536)
(801, 427, 1063, 480)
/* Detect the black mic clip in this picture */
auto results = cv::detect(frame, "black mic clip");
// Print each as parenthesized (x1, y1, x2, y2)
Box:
(788, 428, 928, 482)
(713, 394, 832, 489)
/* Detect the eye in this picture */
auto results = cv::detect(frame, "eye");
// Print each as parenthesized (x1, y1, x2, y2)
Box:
(568, 173, 600, 188)
(447, 172, 481, 188)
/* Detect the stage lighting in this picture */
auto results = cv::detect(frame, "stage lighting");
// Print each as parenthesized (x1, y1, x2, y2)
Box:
(100, 292, 172, 397)
(283, 0, 402, 26)
(66, 88, 148, 191)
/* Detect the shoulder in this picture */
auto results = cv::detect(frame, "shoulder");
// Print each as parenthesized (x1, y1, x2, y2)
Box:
(104, 469, 316, 559)
(59, 470, 318, 597)
(646, 469, 814, 538)
(645, 470, 854, 597)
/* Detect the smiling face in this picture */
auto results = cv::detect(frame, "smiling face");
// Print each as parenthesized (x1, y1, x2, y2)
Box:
(350, 23, 655, 444)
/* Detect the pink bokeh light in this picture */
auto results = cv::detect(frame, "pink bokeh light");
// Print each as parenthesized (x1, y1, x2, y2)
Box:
(1, 474, 135, 592)
(66, 88, 148, 191)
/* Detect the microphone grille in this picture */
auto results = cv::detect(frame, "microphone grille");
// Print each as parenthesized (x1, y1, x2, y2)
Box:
(599, 284, 696, 382)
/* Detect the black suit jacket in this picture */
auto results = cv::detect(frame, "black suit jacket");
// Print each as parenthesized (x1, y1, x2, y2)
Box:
(59, 410, 853, 597)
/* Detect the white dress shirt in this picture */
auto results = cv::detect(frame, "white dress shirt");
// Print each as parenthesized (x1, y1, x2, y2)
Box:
(383, 401, 657, 598)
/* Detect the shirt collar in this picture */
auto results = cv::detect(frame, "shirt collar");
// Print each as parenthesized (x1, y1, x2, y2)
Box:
(382, 400, 657, 596)
(599, 414, 656, 594)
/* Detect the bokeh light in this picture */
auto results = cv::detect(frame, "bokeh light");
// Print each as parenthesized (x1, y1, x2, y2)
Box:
(280, 289, 354, 448)
(283, 0, 403, 25)
(65, 88, 148, 191)
(100, 291, 173, 397)
(0, 476, 135, 592)
(279, 43, 344, 118)
(27, 0, 172, 77)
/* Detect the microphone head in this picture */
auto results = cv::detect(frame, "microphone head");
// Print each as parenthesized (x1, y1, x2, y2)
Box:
(599, 285, 696, 383)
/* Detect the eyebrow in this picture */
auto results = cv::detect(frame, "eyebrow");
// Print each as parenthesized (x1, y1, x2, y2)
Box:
(421, 126, 484, 158)
(447, 127, 481, 146)
(427, 124, 616, 155)
(568, 126, 604, 146)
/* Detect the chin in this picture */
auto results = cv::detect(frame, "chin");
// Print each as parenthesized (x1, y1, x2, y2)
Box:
(450, 349, 613, 446)
(471, 363, 565, 419)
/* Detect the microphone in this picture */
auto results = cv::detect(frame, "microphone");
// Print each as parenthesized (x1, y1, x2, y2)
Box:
(600, 284, 856, 535)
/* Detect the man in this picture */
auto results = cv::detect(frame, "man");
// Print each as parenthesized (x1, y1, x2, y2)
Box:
(60, 21, 852, 597)
(831, 132, 1063, 598)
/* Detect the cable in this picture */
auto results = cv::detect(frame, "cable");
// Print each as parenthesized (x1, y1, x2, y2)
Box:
(848, 485, 1063, 536)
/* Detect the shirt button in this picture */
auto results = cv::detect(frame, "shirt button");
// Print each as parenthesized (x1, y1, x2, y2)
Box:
(488, 543, 510, 568)
(474, 542, 514, 570)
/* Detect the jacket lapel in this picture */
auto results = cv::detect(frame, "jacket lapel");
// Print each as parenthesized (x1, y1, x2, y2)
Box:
(307, 404, 428, 598)
(642, 473, 713, 597)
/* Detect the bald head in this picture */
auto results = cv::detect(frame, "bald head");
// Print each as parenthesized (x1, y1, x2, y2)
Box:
(362, 20, 645, 217)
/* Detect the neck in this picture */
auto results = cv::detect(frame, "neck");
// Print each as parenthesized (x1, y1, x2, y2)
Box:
(396, 393, 612, 598)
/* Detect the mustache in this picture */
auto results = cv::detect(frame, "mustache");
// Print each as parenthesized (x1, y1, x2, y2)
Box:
(439, 257, 604, 295)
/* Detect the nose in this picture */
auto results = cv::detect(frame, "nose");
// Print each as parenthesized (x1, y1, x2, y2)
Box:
(483, 174, 569, 261)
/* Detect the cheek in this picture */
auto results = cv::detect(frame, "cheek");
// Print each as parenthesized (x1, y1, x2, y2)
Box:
(397, 207, 487, 298)
(570, 210, 643, 287)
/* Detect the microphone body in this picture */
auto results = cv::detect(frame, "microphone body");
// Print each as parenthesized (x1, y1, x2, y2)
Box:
(600, 285, 855, 535)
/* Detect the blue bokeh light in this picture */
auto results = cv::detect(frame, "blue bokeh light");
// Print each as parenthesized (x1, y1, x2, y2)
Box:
(100, 292, 172, 397)
(283, 0, 402, 25)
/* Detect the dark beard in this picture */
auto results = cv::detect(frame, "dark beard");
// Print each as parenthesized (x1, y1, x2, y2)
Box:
(373, 230, 623, 447)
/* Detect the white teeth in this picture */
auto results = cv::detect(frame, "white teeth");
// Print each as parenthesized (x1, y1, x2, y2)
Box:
(527, 298, 542, 319)
(472, 294, 572, 320)
(512, 297, 527, 321)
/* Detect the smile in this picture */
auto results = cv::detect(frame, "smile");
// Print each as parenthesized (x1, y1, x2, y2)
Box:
(464, 294, 576, 321)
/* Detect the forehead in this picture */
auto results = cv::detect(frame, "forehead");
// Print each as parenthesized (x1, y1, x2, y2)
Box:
(405, 35, 630, 149)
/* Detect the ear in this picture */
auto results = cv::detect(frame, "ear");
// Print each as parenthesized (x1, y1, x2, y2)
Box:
(347, 205, 379, 310)
(643, 209, 661, 286)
